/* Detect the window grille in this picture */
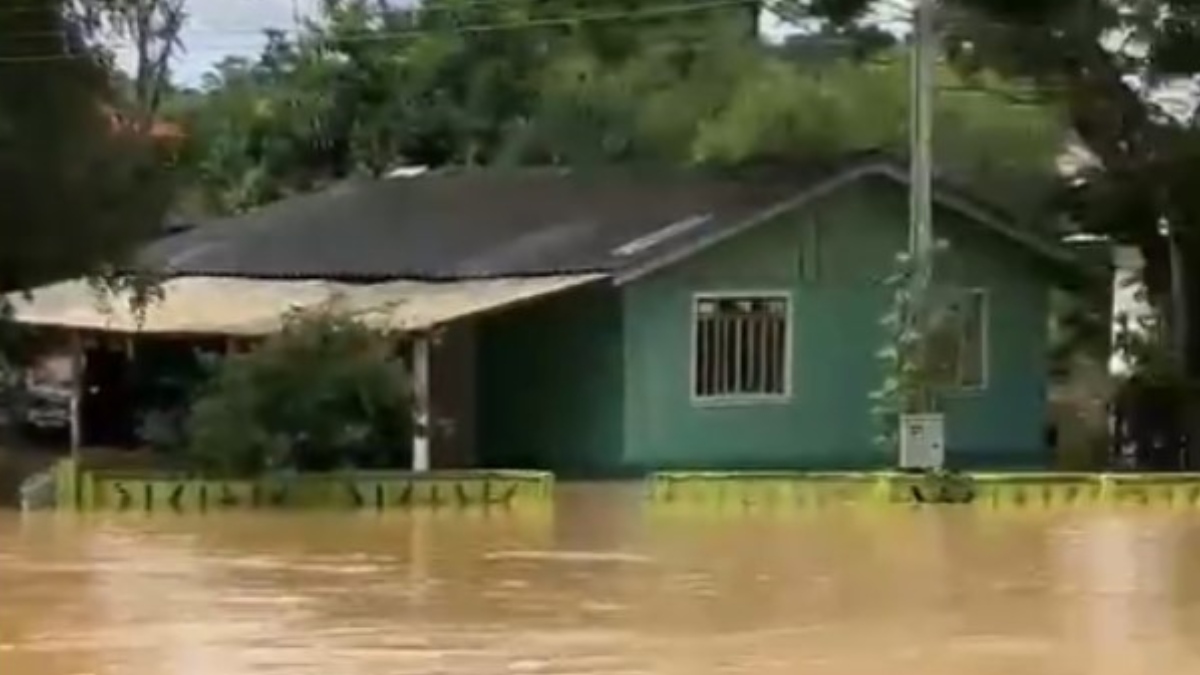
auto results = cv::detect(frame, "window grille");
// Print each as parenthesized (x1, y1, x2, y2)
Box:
(692, 294, 790, 401)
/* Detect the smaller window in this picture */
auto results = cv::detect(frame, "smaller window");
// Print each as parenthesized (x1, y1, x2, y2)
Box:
(924, 288, 988, 390)
(692, 293, 791, 402)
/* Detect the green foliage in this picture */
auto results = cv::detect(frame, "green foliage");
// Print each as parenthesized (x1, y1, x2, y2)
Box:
(518, 38, 1064, 193)
(869, 243, 962, 456)
(165, 0, 1061, 217)
(186, 305, 412, 477)
(692, 54, 1062, 205)
(871, 251, 925, 455)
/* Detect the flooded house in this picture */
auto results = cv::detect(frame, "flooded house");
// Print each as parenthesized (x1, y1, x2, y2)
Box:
(8, 152, 1083, 476)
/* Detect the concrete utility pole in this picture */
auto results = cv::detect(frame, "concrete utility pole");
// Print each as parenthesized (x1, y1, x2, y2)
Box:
(909, 0, 936, 300)
(896, 0, 949, 470)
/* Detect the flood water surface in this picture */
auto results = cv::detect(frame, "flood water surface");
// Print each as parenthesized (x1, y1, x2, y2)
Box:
(4, 486, 1200, 674)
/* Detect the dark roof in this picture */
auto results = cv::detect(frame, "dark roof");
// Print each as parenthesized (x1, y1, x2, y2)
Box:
(138, 152, 1077, 281)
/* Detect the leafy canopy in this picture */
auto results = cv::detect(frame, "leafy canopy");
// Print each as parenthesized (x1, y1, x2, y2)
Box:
(166, 0, 1062, 218)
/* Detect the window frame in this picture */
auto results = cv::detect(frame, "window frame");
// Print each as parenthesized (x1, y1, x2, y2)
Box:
(954, 287, 990, 392)
(932, 286, 989, 394)
(689, 289, 795, 407)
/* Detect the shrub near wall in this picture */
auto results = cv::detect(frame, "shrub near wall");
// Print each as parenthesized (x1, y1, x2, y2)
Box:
(186, 305, 414, 477)
(42, 308, 560, 513)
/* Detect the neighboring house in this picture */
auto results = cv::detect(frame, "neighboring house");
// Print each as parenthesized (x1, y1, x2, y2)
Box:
(10, 152, 1084, 475)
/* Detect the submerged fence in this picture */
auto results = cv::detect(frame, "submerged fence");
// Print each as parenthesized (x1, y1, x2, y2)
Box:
(42, 461, 1200, 514)
(646, 471, 1200, 509)
(53, 459, 553, 513)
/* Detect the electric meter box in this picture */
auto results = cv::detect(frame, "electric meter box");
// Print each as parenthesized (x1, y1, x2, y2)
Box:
(899, 413, 945, 469)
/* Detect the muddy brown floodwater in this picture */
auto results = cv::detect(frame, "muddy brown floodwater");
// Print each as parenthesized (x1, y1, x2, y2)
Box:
(4, 484, 1200, 675)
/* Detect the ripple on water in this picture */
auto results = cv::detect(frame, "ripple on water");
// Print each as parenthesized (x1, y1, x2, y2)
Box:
(216, 594, 314, 608)
(483, 550, 654, 564)
(946, 635, 1054, 657)
(212, 556, 394, 575)
(0, 560, 198, 576)
(578, 601, 626, 614)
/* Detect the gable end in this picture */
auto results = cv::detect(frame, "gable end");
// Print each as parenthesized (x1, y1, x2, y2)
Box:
(614, 161, 1077, 286)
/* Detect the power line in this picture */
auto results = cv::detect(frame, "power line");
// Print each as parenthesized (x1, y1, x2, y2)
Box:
(0, 0, 1081, 69)
(10, 0, 743, 25)
(0, 0, 525, 33)
(0, 0, 1059, 47)
(0, 0, 757, 62)
(6, 0, 819, 40)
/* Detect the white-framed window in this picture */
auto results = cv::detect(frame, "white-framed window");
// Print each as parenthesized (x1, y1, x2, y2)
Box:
(691, 292, 792, 403)
(924, 288, 988, 390)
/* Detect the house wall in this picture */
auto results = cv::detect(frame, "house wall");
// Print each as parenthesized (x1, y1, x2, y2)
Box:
(622, 177, 1052, 471)
(475, 284, 626, 476)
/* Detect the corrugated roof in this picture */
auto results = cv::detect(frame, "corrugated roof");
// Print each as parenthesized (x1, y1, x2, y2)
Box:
(10, 153, 1088, 338)
(7, 274, 604, 336)
(135, 164, 839, 281)
(134, 151, 1077, 282)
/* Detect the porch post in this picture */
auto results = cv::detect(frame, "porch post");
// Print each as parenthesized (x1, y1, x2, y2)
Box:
(411, 334, 431, 472)
(68, 331, 84, 457)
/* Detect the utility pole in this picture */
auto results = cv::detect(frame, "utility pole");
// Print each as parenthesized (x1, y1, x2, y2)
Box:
(897, 0, 943, 469)
(909, 0, 936, 302)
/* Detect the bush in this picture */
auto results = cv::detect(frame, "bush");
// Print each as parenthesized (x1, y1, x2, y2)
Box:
(186, 305, 413, 476)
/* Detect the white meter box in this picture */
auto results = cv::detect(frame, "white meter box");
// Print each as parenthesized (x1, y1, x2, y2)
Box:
(899, 413, 945, 469)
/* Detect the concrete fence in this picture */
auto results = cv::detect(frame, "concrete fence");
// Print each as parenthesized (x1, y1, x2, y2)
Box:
(646, 471, 1200, 510)
(53, 458, 554, 512)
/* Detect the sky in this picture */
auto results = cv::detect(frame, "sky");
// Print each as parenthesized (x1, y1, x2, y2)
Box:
(114, 0, 320, 85)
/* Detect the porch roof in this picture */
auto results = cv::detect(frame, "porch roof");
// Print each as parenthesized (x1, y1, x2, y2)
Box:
(5, 274, 603, 337)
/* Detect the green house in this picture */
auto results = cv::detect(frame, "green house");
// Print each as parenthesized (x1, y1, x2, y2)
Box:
(13, 153, 1081, 476)
(466, 162, 1078, 475)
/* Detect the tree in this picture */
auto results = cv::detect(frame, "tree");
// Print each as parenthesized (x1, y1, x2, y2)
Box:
(691, 53, 1061, 192)
(509, 10, 762, 164)
(164, 0, 770, 209)
(523, 35, 1062, 202)
(83, 0, 186, 118)
(0, 0, 172, 294)
(169, 0, 1061, 221)
(186, 305, 413, 476)
(164, 49, 331, 214)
